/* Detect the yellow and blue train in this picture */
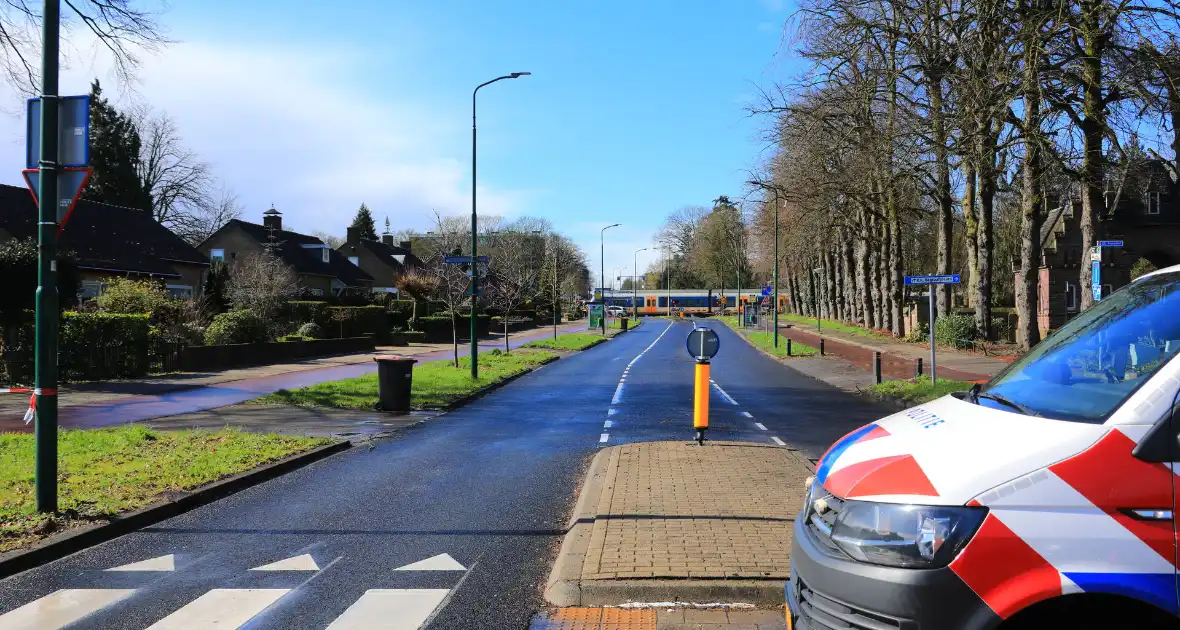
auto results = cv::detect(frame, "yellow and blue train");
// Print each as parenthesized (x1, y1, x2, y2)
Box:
(599, 289, 788, 315)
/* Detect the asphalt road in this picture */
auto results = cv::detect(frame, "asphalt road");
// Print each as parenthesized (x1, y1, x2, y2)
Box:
(0, 318, 890, 630)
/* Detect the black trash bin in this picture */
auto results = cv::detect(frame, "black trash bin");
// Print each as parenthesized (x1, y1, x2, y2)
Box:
(621, 317, 629, 331)
(374, 355, 417, 412)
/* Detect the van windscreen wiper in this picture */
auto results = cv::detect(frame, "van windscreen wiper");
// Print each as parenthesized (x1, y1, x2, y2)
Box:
(976, 392, 1042, 417)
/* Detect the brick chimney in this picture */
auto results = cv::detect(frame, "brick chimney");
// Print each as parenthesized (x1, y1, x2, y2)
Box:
(347, 226, 360, 246)
(262, 206, 282, 231)
(399, 240, 412, 253)
(381, 233, 394, 247)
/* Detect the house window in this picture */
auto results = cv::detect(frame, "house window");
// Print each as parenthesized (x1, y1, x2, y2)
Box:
(78, 280, 102, 300)
(166, 284, 193, 299)
(322, 248, 330, 263)
(1065, 281, 1078, 312)
(309, 288, 324, 297)
(348, 256, 359, 266)
(210, 248, 225, 261)
(1146, 191, 1161, 215)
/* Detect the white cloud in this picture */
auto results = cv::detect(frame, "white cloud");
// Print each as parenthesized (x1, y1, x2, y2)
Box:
(0, 36, 532, 237)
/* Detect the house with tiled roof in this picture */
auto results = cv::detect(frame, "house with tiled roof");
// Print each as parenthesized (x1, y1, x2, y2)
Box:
(0, 183, 209, 300)
(198, 208, 373, 297)
(335, 227, 423, 295)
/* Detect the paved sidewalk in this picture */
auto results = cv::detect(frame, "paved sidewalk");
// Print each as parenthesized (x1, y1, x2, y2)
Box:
(547, 441, 811, 608)
(778, 322, 1014, 382)
(530, 606, 787, 629)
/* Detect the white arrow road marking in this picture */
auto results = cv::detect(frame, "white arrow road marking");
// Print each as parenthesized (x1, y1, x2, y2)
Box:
(105, 554, 175, 572)
(0, 589, 136, 630)
(146, 589, 289, 629)
(249, 553, 319, 571)
(394, 553, 466, 571)
(326, 589, 450, 630)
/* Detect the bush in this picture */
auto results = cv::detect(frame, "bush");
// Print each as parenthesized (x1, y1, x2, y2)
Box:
(387, 300, 415, 329)
(989, 316, 1015, 343)
(416, 314, 491, 342)
(934, 314, 977, 349)
(286, 301, 330, 329)
(59, 312, 153, 380)
(97, 277, 173, 314)
(205, 310, 269, 346)
(904, 322, 928, 343)
(297, 322, 323, 339)
(278, 334, 311, 342)
(150, 299, 208, 345)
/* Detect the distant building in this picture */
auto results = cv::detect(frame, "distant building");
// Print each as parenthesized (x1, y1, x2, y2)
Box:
(0, 184, 209, 300)
(1028, 160, 1180, 336)
(335, 228, 423, 295)
(198, 207, 373, 297)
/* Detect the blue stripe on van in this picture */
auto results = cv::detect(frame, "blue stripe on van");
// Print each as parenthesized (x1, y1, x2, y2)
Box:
(815, 423, 879, 485)
(1063, 572, 1179, 615)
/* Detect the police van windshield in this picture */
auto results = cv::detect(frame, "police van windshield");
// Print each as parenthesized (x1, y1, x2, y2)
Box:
(979, 270, 1180, 423)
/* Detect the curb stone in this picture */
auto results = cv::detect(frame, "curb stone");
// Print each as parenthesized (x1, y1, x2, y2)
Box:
(0, 440, 351, 580)
(544, 444, 791, 608)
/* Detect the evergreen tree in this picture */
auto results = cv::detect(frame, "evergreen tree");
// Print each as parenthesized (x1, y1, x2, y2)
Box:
(350, 203, 378, 241)
(203, 260, 231, 314)
(85, 80, 151, 210)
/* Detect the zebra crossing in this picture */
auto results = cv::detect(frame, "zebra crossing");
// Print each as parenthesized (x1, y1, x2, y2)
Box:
(0, 552, 468, 630)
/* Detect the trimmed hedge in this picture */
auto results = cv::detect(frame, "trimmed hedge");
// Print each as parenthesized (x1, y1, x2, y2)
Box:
(59, 312, 153, 380)
(326, 305, 387, 342)
(286, 301, 330, 329)
(416, 314, 491, 343)
(205, 310, 269, 346)
(934, 314, 977, 349)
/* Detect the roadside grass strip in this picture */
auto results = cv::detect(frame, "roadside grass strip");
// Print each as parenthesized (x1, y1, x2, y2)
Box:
(867, 377, 972, 405)
(716, 316, 818, 358)
(780, 313, 893, 339)
(0, 426, 330, 553)
(605, 318, 642, 330)
(522, 333, 607, 351)
(253, 349, 560, 410)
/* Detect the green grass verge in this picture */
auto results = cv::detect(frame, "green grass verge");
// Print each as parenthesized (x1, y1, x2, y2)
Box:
(715, 316, 819, 358)
(253, 348, 559, 410)
(867, 377, 972, 405)
(0, 426, 330, 553)
(781, 313, 891, 339)
(606, 318, 642, 330)
(522, 333, 606, 351)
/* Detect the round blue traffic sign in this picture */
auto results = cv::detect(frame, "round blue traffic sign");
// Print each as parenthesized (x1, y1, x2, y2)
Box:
(686, 327, 720, 362)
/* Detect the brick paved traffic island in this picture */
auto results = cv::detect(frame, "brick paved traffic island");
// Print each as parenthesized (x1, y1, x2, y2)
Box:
(545, 441, 812, 612)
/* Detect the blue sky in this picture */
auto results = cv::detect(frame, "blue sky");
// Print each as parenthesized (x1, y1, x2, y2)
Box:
(0, 0, 798, 284)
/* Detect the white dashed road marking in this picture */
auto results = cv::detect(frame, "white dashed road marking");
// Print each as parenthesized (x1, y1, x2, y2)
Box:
(600, 433, 610, 443)
(755, 423, 767, 431)
(608, 408, 619, 416)
(771, 437, 786, 446)
(0, 589, 136, 630)
(604, 420, 613, 429)
(710, 380, 738, 405)
(326, 589, 451, 630)
(740, 411, 753, 419)
(147, 588, 290, 629)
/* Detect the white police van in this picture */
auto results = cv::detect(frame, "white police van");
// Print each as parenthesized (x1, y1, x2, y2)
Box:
(788, 265, 1180, 629)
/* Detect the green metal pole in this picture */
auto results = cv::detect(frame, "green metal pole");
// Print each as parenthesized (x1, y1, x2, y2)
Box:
(553, 236, 558, 340)
(773, 193, 779, 348)
(35, 0, 61, 514)
(470, 87, 480, 380)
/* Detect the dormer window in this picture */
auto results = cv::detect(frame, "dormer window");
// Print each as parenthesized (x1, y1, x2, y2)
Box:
(322, 247, 330, 263)
(1146, 191, 1160, 215)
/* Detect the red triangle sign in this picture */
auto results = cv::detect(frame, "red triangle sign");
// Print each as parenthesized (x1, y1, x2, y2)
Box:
(22, 167, 91, 232)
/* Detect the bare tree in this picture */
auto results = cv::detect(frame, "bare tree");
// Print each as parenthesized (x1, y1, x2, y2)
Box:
(487, 229, 541, 352)
(311, 231, 345, 249)
(419, 212, 476, 367)
(184, 186, 241, 246)
(133, 107, 217, 240)
(226, 250, 298, 337)
(1, 1, 169, 95)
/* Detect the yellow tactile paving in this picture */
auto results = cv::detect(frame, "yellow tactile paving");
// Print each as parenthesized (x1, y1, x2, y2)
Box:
(539, 607, 603, 629)
(601, 607, 657, 629)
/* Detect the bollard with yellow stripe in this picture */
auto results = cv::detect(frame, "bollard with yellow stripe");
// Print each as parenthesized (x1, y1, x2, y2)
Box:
(685, 326, 720, 445)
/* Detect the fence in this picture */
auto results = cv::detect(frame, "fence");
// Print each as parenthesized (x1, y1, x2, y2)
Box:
(0, 341, 187, 386)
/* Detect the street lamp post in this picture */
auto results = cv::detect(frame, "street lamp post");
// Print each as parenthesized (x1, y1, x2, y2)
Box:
(471, 71, 530, 380)
(773, 193, 780, 348)
(600, 223, 620, 334)
(633, 248, 648, 318)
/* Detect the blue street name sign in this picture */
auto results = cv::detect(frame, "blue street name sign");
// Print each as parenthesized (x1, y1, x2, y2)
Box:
(1098, 240, 1124, 248)
(761, 285, 772, 297)
(903, 274, 961, 286)
(444, 255, 490, 265)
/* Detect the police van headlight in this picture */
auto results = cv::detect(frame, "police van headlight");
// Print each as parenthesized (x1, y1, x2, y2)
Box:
(829, 501, 987, 568)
